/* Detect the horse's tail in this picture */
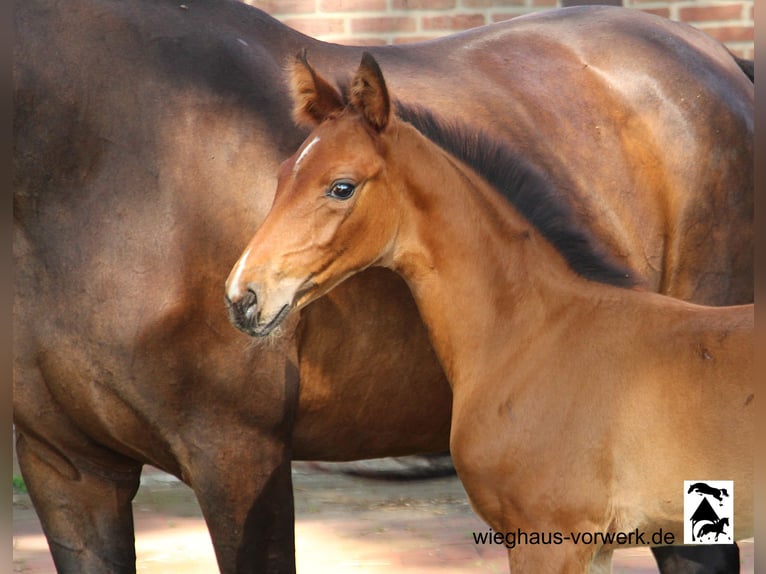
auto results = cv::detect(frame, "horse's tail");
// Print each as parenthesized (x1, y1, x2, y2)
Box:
(730, 52, 754, 83)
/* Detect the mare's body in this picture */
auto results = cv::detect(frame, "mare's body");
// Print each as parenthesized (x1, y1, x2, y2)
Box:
(14, 0, 752, 571)
(226, 53, 753, 573)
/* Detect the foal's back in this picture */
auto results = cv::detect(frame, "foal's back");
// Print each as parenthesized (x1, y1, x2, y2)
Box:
(556, 287, 753, 536)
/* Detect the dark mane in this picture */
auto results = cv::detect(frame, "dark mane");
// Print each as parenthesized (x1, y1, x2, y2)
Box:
(394, 102, 635, 288)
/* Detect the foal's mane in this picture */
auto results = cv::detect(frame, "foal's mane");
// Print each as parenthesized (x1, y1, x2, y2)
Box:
(393, 102, 635, 288)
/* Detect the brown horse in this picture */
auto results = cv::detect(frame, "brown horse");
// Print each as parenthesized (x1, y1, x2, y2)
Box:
(226, 53, 754, 573)
(14, 0, 752, 571)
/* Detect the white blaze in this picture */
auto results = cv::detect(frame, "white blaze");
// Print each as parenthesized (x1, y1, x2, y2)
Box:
(294, 136, 320, 172)
(227, 246, 252, 300)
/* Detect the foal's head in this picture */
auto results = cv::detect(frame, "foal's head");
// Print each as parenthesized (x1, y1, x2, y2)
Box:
(226, 53, 403, 336)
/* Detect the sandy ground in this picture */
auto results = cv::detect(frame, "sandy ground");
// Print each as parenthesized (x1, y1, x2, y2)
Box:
(13, 463, 754, 573)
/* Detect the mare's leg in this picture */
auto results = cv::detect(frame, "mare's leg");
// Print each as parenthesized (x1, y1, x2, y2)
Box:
(651, 545, 740, 574)
(187, 359, 300, 574)
(15, 430, 142, 574)
(190, 436, 296, 574)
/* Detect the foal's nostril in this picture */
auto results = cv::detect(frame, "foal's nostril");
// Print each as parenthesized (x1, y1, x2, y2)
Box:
(243, 287, 257, 310)
(225, 287, 260, 333)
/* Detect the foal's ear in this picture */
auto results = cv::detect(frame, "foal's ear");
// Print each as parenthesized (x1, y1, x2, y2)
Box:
(350, 53, 391, 132)
(289, 50, 344, 127)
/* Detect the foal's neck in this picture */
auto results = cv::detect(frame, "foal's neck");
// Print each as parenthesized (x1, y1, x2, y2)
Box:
(389, 123, 597, 386)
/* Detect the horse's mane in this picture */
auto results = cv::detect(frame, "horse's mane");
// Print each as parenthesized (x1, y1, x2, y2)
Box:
(393, 102, 635, 288)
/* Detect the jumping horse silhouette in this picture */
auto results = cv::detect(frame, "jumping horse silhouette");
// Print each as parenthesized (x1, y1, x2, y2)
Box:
(688, 482, 730, 502)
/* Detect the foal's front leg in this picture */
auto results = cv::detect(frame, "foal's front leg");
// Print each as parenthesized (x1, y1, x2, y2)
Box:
(507, 542, 604, 574)
(589, 549, 614, 574)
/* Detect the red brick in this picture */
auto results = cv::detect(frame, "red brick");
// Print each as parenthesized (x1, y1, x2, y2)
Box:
(392, 0, 456, 10)
(491, 12, 527, 23)
(422, 14, 486, 31)
(460, 0, 490, 6)
(351, 16, 417, 34)
(267, 0, 317, 15)
(463, 0, 526, 6)
(639, 7, 670, 18)
(700, 25, 754, 43)
(393, 35, 441, 44)
(282, 17, 345, 36)
(330, 36, 388, 46)
(245, 0, 275, 13)
(319, 0, 387, 12)
(678, 4, 745, 23)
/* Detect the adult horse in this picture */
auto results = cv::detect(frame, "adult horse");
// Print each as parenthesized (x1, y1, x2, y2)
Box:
(13, 0, 752, 572)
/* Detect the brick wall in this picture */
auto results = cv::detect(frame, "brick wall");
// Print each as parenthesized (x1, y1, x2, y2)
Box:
(245, 0, 753, 58)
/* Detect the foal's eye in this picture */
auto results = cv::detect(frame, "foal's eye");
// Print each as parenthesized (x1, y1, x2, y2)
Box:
(327, 180, 356, 200)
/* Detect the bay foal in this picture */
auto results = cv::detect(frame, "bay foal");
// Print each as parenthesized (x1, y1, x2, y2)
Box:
(226, 54, 753, 572)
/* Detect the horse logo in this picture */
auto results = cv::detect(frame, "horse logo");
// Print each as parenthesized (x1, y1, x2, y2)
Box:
(697, 517, 730, 542)
(683, 480, 733, 544)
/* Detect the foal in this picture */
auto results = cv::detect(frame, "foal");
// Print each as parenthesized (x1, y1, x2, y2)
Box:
(226, 54, 753, 572)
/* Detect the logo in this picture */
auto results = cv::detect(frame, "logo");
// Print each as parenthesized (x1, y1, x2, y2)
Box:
(683, 480, 733, 544)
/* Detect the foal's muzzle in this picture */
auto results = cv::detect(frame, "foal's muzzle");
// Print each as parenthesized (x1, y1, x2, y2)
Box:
(225, 289, 259, 334)
(225, 289, 290, 337)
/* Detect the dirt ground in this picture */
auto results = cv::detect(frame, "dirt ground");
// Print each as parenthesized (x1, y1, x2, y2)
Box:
(13, 462, 754, 573)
